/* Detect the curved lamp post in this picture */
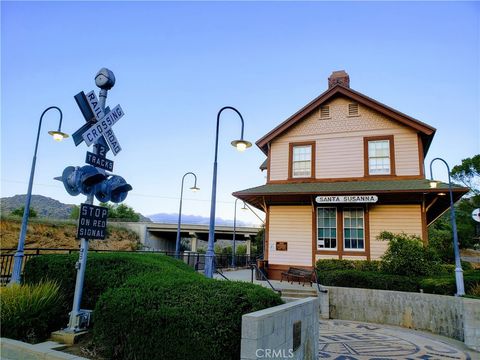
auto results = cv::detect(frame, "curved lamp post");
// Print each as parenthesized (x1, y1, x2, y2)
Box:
(429, 157, 465, 296)
(175, 172, 200, 258)
(204, 106, 251, 278)
(10, 106, 68, 284)
(232, 198, 247, 267)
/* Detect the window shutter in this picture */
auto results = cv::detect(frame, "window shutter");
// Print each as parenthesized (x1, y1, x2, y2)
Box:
(348, 103, 359, 116)
(320, 106, 330, 119)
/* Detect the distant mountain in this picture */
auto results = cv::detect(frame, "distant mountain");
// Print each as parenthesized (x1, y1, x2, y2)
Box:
(147, 213, 254, 227)
(1, 194, 74, 219)
(0, 194, 151, 222)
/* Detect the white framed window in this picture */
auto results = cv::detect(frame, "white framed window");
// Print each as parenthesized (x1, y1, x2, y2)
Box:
(292, 145, 312, 178)
(343, 208, 364, 250)
(368, 139, 391, 175)
(317, 207, 337, 250)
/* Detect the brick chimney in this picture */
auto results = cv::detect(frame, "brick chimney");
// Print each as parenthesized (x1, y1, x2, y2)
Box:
(328, 70, 350, 88)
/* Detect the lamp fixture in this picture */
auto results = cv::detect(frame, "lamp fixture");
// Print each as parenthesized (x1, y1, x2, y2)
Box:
(231, 139, 252, 152)
(48, 130, 69, 142)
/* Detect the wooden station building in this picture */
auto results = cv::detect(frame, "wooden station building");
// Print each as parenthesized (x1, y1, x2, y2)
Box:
(233, 71, 468, 280)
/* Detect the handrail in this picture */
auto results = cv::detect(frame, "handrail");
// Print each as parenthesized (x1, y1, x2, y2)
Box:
(249, 263, 281, 296)
(314, 267, 328, 294)
(215, 268, 230, 281)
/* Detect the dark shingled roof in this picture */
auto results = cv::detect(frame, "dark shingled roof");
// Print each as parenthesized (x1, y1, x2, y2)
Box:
(233, 179, 466, 196)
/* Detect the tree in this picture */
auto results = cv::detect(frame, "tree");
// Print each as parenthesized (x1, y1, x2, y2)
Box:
(70, 205, 80, 220)
(99, 203, 140, 222)
(451, 154, 480, 194)
(10, 206, 37, 218)
(429, 154, 480, 251)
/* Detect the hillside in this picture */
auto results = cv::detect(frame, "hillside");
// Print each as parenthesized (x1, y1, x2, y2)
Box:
(0, 218, 140, 251)
(1, 195, 74, 219)
(0, 194, 151, 222)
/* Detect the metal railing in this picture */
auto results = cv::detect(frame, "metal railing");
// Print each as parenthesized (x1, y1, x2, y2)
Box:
(0, 248, 256, 283)
(249, 263, 281, 296)
(314, 267, 328, 294)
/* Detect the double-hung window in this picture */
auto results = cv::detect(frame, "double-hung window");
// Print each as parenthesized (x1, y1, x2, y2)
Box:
(317, 207, 337, 250)
(291, 144, 313, 178)
(366, 137, 394, 175)
(343, 208, 365, 250)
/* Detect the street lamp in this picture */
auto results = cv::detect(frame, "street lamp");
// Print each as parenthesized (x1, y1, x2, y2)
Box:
(204, 106, 252, 278)
(232, 198, 247, 267)
(175, 172, 200, 258)
(10, 106, 68, 284)
(429, 157, 465, 296)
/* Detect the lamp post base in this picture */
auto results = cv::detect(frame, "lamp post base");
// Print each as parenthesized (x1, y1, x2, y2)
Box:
(204, 251, 215, 278)
(455, 267, 465, 296)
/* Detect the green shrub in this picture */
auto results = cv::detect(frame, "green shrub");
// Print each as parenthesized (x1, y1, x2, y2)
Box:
(316, 259, 356, 271)
(0, 281, 64, 343)
(93, 273, 283, 360)
(379, 231, 440, 276)
(419, 270, 480, 296)
(319, 269, 419, 292)
(24, 253, 197, 311)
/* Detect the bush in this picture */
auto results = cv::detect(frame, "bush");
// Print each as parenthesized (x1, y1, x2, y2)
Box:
(419, 270, 480, 296)
(379, 231, 440, 276)
(316, 259, 381, 273)
(0, 281, 64, 343)
(319, 270, 419, 292)
(93, 273, 282, 360)
(24, 253, 197, 311)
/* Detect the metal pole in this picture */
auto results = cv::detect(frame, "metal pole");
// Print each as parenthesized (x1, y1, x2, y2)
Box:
(232, 198, 238, 267)
(205, 106, 246, 278)
(175, 172, 198, 258)
(430, 158, 465, 296)
(66, 88, 109, 331)
(10, 107, 63, 285)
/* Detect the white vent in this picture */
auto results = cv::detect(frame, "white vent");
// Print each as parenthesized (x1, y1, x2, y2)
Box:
(320, 106, 330, 119)
(348, 103, 359, 116)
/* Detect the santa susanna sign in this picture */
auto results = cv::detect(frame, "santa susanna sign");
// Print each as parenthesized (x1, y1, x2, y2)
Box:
(315, 195, 378, 203)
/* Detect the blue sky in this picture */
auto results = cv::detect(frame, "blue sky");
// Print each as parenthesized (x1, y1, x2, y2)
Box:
(1, 1, 479, 225)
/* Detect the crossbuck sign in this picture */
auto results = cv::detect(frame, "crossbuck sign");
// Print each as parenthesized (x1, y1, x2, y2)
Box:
(82, 90, 124, 155)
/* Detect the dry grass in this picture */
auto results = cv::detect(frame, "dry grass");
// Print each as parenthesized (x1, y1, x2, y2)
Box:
(0, 219, 140, 252)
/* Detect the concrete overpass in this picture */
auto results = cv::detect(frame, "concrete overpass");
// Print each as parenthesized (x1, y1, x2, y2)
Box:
(115, 222, 260, 253)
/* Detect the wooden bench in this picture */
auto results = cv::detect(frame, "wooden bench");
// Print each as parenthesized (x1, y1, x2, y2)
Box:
(280, 267, 314, 286)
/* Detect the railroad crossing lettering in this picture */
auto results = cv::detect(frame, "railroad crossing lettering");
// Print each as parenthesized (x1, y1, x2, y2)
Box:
(82, 104, 124, 146)
(85, 151, 114, 171)
(76, 203, 108, 240)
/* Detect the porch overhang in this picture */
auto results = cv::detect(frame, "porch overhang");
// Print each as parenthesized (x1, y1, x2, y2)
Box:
(233, 179, 468, 225)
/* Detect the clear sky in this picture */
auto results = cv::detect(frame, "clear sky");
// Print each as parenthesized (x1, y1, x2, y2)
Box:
(1, 1, 479, 226)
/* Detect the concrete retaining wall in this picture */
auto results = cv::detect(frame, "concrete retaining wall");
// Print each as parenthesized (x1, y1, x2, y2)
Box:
(241, 297, 319, 360)
(318, 286, 480, 351)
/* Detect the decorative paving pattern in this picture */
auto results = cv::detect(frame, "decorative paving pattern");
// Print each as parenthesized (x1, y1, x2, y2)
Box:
(319, 320, 475, 360)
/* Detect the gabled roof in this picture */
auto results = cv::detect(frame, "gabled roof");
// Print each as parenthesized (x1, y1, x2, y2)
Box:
(256, 84, 436, 156)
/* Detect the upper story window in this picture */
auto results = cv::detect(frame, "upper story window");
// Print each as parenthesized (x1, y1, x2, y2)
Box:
(365, 136, 395, 176)
(291, 144, 313, 178)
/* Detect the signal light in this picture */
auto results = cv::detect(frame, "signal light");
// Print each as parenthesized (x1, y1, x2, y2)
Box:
(60, 165, 107, 196)
(95, 175, 132, 203)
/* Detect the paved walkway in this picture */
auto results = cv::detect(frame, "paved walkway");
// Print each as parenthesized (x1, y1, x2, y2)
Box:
(319, 320, 478, 360)
(215, 269, 479, 359)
